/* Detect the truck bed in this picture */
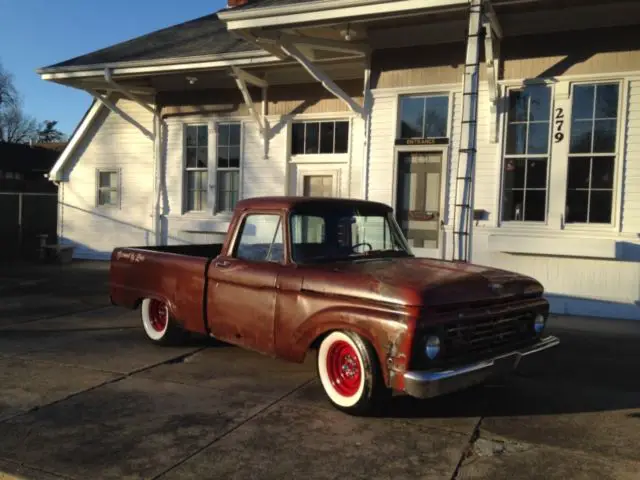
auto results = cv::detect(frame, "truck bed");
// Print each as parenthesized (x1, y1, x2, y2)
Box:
(124, 243, 223, 258)
(109, 243, 224, 335)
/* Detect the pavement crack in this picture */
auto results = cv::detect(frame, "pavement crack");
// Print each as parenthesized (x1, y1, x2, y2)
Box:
(451, 416, 483, 480)
(0, 347, 208, 424)
(149, 377, 316, 480)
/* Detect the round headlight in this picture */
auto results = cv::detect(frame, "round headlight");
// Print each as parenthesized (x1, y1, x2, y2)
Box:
(534, 314, 545, 334)
(425, 335, 440, 360)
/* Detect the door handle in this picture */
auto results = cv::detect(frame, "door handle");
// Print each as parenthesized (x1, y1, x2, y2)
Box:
(215, 260, 231, 268)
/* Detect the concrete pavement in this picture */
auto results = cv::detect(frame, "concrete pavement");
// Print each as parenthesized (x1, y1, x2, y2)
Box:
(0, 262, 638, 479)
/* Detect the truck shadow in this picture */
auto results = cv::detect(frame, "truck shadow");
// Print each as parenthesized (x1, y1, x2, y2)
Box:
(381, 327, 640, 419)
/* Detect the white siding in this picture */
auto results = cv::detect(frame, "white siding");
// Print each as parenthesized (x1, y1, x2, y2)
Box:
(60, 99, 155, 260)
(367, 93, 396, 206)
(622, 79, 640, 232)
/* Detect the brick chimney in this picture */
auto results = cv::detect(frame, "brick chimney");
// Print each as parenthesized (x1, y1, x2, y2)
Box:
(227, 0, 251, 7)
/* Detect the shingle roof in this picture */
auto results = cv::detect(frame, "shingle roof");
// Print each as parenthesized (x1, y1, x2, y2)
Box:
(234, 0, 323, 10)
(39, 12, 261, 72)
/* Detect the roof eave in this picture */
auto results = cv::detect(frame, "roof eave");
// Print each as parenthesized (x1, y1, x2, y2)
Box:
(219, 0, 469, 29)
(38, 52, 285, 82)
(37, 49, 272, 76)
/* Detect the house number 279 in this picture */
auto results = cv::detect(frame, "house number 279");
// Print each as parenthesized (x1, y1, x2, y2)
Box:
(554, 107, 565, 143)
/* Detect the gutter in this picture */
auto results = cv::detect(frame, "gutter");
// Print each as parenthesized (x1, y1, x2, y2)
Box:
(219, 0, 542, 21)
(219, 0, 470, 29)
(38, 53, 283, 81)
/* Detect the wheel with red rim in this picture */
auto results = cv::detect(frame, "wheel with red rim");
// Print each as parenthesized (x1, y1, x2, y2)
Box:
(140, 298, 187, 345)
(317, 330, 391, 416)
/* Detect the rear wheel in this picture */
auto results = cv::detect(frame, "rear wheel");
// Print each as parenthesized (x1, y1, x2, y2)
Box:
(141, 298, 187, 345)
(317, 330, 391, 416)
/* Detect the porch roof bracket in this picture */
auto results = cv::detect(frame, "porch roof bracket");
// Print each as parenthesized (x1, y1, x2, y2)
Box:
(230, 66, 269, 158)
(104, 68, 155, 116)
(483, 21, 500, 143)
(279, 42, 365, 118)
(88, 89, 154, 141)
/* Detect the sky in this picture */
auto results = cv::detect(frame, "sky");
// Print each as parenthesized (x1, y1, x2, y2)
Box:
(0, 0, 228, 137)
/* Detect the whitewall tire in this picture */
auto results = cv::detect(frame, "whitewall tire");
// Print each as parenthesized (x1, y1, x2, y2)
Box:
(140, 298, 186, 346)
(317, 330, 391, 416)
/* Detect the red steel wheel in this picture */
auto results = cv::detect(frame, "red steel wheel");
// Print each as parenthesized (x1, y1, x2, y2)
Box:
(325, 340, 362, 397)
(148, 299, 168, 333)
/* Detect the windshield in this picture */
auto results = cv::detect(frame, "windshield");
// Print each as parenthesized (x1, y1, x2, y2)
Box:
(289, 206, 413, 264)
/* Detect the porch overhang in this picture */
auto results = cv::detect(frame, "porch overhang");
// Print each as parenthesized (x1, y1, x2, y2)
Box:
(218, 0, 470, 30)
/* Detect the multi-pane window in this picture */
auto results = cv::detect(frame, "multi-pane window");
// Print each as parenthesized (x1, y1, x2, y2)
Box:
(185, 125, 208, 212)
(291, 120, 349, 155)
(565, 83, 619, 224)
(216, 122, 241, 213)
(97, 170, 118, 207)
(501, 85, 552, 222)
(398, 94, 449, 138)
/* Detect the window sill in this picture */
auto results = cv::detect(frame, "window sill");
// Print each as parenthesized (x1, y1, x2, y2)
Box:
(486, 232, 628, 259)
(290, 154, 349, 164)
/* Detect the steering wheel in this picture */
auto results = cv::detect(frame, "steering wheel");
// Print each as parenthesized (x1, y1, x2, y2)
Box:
(352, 242, 373, 253)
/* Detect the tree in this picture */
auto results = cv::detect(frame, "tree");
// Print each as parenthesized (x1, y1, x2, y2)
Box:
(0, 62, 18, 110)
(0, 61, 41, 143)
(37, 120, 65, 143)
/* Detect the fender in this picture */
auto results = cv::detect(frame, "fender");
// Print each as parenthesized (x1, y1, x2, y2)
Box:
(290, 305, 413, 387)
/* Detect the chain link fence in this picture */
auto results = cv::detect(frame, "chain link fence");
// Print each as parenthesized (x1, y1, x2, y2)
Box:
(0, 192, 58, 262)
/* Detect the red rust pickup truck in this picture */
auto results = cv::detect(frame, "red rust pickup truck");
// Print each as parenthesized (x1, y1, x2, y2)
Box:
(110, 196, 559, 415)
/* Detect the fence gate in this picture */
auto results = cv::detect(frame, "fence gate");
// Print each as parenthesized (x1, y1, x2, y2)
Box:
(0, 192, 58, 262)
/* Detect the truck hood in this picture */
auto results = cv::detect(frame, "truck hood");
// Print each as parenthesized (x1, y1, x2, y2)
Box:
(300, 257, 543, 307)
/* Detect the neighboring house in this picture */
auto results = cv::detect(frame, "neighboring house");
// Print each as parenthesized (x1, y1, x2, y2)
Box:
(38, 0, 640, 320)
(0, 142, 61, 193)
(0, 142, 62, 260)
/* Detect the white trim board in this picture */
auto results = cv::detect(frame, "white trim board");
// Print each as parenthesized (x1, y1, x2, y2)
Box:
(220, 0, 469, 29)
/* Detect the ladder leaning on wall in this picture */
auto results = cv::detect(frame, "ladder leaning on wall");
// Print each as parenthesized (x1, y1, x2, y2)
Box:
(451, 0, 483, 263)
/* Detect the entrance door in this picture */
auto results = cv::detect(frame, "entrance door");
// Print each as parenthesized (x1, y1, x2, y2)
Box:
(303, 175, 334, 197)
(396, 151, 444, 258)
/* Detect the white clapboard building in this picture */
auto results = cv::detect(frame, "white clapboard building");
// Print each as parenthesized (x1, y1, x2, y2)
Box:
(39, 0, 640, 320)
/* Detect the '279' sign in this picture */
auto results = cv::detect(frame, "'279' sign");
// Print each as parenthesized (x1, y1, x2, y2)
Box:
(554, 107, 565, 143)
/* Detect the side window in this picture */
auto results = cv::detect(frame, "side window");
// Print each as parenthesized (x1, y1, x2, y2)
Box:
(235, 214, 283, 263)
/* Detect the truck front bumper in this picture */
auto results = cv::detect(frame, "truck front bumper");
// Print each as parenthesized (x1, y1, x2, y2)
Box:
(402, 335, 560, 399)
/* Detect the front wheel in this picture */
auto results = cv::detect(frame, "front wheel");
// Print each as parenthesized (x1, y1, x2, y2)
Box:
(317, 330, 391, 416)
(140, 298, 187, 346)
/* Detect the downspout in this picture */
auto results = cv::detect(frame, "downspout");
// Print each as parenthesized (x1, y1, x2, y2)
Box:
(361, 53, 372, 200)
(153, 106, 163, 246)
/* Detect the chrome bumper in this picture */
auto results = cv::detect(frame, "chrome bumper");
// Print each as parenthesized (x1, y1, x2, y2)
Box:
(403, 335, 560, 399)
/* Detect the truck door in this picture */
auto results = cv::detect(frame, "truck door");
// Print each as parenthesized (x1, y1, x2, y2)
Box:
(206, 212, 284, 355)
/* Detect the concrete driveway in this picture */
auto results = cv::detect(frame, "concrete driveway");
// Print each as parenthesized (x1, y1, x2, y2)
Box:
(0, 262, 639, 479)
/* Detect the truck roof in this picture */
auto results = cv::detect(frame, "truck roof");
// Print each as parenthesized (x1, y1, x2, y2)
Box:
(234, 196, 393, 212)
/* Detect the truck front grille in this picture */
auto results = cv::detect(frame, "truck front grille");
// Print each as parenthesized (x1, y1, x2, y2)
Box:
(442, 313, 535, 359)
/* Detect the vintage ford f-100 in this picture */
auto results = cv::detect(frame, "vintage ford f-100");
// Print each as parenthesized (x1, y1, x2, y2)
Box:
(110, 196, 559, 415)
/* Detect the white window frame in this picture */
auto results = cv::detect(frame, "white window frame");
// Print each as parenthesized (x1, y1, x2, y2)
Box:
(562, 79, 625, 231)
(498, 81, 554, 226)
(288, 114, 352, 163)
(95, 168, 121, 209)
(494, 76, 628, 235)
(396, 92, 451, 140)
(182, 123, 211, 214)
(213, 121, 243, 215)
